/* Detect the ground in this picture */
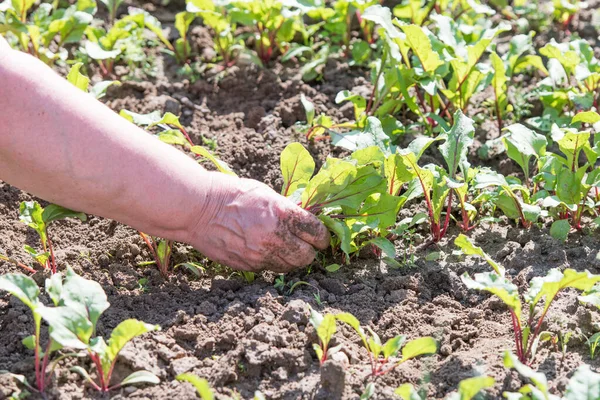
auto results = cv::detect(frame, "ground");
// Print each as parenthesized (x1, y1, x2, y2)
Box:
(1, 2, 600, 400)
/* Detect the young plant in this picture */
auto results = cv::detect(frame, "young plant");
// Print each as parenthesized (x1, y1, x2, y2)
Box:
(0, 0, 95, 64)
(99, 0, 124, 25)
(37, 268, 160, 392)
(459, 238, 600, 363)
(308, 307, 339, 365)
(11, 201, 86, 274)
(503, 352, 600, 399)
(176, 373, 215, 399)
(335, 312, 437, 376)
(396, 375, 495, 400)
(0, 268, 159, 394)
(586, 332, 600, 360)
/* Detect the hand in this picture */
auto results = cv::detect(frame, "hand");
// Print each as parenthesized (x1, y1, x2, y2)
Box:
(189, 174, 330, 272)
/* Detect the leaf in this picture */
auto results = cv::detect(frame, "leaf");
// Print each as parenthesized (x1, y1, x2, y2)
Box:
(461, 272, 521, 319)
(300, 94, 315, 125)
(119, 110, 162, 126)
(572, 111, 600, 125)
(70, 365, 96, 385)
(491, 52, 508, 121)
(0, 274, 40, 311)
(325, 264, 341, 273)
(362, 5, 403, 39)
(382, 335, 406, 359)
(85, 41, 121, 60)
(367, 237, 396, 259)
(395, 383, 423, 400)
(174, 11, 195, 39)
(90, 80, 120, 100)
(331, 117, 389, 152)
(120, 370, 160, 387)
(438, 110, 475, 177)
(335, 312, 366, 343)
(106, 319, 160, 362)
(66, 63, 90, 92)
(563, 364, 600, 400)
(457, 376, 495, 400)
(526, 269, 600, 315)
(401, 337, 437, 361)
(400, 25, 443, 72)
(454, 234, 504, 276)
(502, 124, 547, 179)
(42, 204, 86, 224)
(174, 262, 205, 277)
(39, 305, 93, 349)
(190, 146, 237, 176)
(503, 351, 550, 394)
(176, 373, 214, 399)
(550, 219, 570, 242)
(45, 272, 64, 306)
(19, 201, 46, 240)
(146, 112, 184, 131)
(319, 215, 352, 257)
(61, 267, 109, 329)
(280, 143, 315, 197)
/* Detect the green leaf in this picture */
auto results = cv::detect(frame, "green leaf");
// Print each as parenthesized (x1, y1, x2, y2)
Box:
(85, 41, 121, 60)
(335, 312, 367, 343)
(400, 25, 443, 72)
(384, 153, 416, 196)
(174, 11, 195, 39)
(66, 63, 90, 92)
(19, 201, 46, 241)
(401, 337, 437, 361)
(325, 264, 341, 273)
(395, 383, 423, 400)
(491, 52, 508, 121)
(362, 5, 403, 39)
(503, 351, 550, 394)
(527, 269, 600, 315)
(502, 124, 547, 179)
(106, 319, 160, 362)
(0, 273, 40, 311)
(176, 373, 214, 399)
(456, 376, 495, 400)
(382, 335, 406, 359)
(61, 267, 109, 329)
(461, 272, 521, 319)
(190, 146, 237, 176)
(42, 204, 86, 224)
(90, 80, 120, 100)
(45, 272, 64, 306)
(550, 219, 571, 242)
(146, 112, 184, 131)
(280, 143, 315, 197)
(564, 364, 600, 400)
(454, 234, 504, 276)
(120, 370, 160, 387)
(572, 111, 600, 125)
(367, 237, 396, 259)
(300, 94, 315, 125)
(438, 110, 475, 177)
(39, 305, 93, 349)
(319, 215, 352, 257)
(70, 365, 96, 385)
(119, 110, 162, 126)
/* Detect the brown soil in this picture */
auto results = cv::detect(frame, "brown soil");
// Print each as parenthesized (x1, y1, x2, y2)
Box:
(2, 8, 600, 400)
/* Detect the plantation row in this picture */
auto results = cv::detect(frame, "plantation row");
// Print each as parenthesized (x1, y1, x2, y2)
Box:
(2, 0, 600, 398)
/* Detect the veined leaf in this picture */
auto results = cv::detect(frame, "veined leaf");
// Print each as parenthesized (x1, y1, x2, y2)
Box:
(502, 124, 547, 179)
(401, 336, 437, 361)
(400, 25, 442, 73)
(106, 319, 160, 362)
(66, 63, 90, 92)
(438, 110, 475, 178)
(461, 272, 521, 319)
(42, 204, 86, 224)
(454, 234, 504, 276)
(280, 143, 315, 197)
(0, 274, 40, 310)
(61, 267, 109, 329)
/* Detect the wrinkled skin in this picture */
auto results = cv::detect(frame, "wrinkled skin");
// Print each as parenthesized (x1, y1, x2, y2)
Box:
(0, 35, 329, 272)
(193, 177, 330, 272)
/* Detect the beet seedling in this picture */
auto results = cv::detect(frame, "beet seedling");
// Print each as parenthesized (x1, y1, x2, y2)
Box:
(396, 375, 495, 400)
(335, 312, 437, 376)
(15, 201, 86, 274)
(458, 235, 600, 363)
(308, 307, 339, 365)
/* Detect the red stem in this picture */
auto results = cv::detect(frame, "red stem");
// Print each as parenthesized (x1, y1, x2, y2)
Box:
(47, 236, 57, 274)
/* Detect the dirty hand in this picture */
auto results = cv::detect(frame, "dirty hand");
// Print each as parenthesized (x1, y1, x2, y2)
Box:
(189, 174, 330, 272)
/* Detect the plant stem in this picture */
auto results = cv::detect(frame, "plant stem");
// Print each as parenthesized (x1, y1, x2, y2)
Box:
(34, 318, 42, 392)
(366, 50, 386, 115)
(47, 236, 57, 274)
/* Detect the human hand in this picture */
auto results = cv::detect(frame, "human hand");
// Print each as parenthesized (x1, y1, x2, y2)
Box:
(189, 174, 330, 272)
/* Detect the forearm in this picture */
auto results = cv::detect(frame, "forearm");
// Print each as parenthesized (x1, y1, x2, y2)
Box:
(0, 46, 219, 243)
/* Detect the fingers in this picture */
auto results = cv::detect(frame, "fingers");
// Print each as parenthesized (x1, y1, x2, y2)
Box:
(278, 236, 317, 268)
(280, 205, 331, 250)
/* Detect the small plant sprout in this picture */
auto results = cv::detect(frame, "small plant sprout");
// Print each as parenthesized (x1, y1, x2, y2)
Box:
(503, 352, 600, 399)
(335, 313, 437, 376)
(176, 373, 215, 399)
(460, 239, 600, 363)
(586, 332, 600, 360)
(396, 375, 495, 400)
(138, 233, 173, 278)
(11, 201, 86, 274)
(308, 307, 339, 366)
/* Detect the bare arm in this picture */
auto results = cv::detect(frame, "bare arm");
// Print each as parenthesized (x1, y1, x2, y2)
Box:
(0, 38, 329, 272)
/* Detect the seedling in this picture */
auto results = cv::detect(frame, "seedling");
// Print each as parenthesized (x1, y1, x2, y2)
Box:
(396, 375, 495, 400)
(0, 268, 159, 394)
(335, 312, 437, 376)
(11, 201, 86, 274)
(176, 373, 214, 399)
(586, 332, 600, 360)
(308, 307, 338, 365)
(459, 236, 600, 363)
(502, 351, 600, 399)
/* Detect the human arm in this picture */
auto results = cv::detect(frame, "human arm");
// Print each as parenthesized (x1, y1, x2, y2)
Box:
(0, 37, 330, 272)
